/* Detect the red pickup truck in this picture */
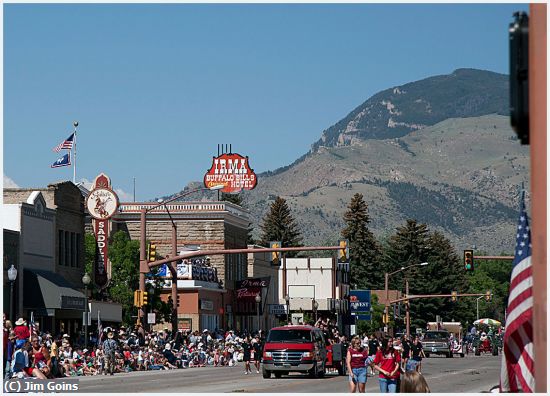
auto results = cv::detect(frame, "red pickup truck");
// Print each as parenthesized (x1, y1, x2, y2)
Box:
(262, 325, 327, 378)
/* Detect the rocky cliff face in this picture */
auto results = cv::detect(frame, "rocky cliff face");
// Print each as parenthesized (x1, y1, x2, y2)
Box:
(165, 69, 528, 254)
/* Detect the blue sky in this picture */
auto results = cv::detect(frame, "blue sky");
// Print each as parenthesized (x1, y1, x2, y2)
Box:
(3, 3, 527, 201)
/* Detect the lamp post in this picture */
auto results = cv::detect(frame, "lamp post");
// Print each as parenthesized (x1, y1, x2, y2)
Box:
(284, 295, 290, 324)
(255, 294, 261, 333)
(384, 262, 428, 338)
(476, 295, 485, 320)
(82, 272, 91, 349)
(312, 299, 319, 322)
(139, 185, 223, 328)
(7, 265, 18, 321)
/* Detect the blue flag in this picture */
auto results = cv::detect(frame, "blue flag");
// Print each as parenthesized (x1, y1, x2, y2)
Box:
(51, 153, 71, 168)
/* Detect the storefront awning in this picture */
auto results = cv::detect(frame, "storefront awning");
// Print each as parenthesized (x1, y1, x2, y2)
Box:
(24, 269, 85, 311)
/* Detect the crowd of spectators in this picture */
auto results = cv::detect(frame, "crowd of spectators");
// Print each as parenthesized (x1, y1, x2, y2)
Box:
(3, 313, 265, 379)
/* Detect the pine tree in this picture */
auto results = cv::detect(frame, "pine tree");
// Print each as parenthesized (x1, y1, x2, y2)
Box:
(221, 192, 243, 206)
(341, 193, 383, 290)
(383, 219, 432, 330)
(258, 197, 303, 257)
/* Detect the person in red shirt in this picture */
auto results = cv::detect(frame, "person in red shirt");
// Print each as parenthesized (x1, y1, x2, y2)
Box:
(346, 336, 370, 393)
(13, 318, 30, 341)
(373, 337, 401, 393)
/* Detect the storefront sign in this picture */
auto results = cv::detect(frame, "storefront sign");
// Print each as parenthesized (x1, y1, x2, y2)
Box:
(178, 318, 192, 331)
(200, 299, 214, 311)
(60, 296, 85, 310)
(158, 258, 218, 284)
(236, 277, 270, 300)
(269, 304, 288, 315)
(87, 173, 118, 289)
(203, 153, 257, 193)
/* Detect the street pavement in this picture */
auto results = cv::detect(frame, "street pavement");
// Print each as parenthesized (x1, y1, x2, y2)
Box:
(76, 354, 501, 393)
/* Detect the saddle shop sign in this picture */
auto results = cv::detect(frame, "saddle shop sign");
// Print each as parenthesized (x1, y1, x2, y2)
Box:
(203, 152, 257, 194)
(86, 173, 119, 290)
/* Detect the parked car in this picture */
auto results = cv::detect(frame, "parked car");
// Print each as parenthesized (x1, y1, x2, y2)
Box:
(262, 325, 327, 378)
(422, 330, 453, 358)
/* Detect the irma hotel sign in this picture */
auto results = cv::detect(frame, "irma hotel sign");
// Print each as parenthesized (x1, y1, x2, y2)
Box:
(204, 152, 257, 193)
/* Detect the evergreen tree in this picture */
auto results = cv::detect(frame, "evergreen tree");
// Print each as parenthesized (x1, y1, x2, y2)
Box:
(258, 196, 303, 257)
(383, 219, 432, 331)
(341, 193, 383, 289)
(221, 192, 243, 206)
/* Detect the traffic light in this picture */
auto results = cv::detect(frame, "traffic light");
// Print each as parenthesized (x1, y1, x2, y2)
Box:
(338, 239, 349, 263)
(485, 291, 492, 302)
(133, 290, 142, 307)
(141, 291, 148, 306)
(463, 249, 474, 271)
(147, 243, 157, 262)
(451, 291, 458, 302)
(270, 241, 281, 266)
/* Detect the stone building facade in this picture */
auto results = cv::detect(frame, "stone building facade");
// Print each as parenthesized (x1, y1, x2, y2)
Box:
(3, 182, 86, 336)
(111, 200, 250, 331)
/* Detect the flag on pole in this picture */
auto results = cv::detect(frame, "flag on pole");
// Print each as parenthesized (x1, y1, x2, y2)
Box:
(97, 310, 103, 346)
(52, 133, 74, 152)
(500, 191, 534, 392)
(51, 153, 71, 168)
(29, 311, 37, 337)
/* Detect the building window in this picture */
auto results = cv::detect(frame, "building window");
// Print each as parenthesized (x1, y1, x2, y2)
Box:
(59, 230, 64, 266)
(76, 233, 81, 268)
(177, 296, 181, 308)
(65, 231, 70, 267)
(71, 232, 76, 267)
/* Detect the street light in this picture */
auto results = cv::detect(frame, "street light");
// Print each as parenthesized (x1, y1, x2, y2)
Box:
(7, 265, 18, 321)
(255, 294, 262, 333)
(82, 272, 91, 348)
(284, 295, 290, 324)
(384, 262, 429, 338)
(139, 184, 223, 328)
(476, 295, 485, 320)
(312, 299, 319, 322)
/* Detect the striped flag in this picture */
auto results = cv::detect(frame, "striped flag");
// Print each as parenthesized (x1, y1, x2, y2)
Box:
(97, 310, 103, 346)
(500, 191, 534, 392)
(52, 133, 74, 152)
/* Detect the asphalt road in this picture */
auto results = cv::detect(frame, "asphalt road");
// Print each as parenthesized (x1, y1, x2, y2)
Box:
(75, 354, 501, 393)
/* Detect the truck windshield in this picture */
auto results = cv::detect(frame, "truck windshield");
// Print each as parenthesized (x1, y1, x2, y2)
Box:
(424, 332, 449, 340)
(267, 329, 312, 343)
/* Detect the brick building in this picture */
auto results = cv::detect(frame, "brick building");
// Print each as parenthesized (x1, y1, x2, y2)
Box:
(3, 182, 87, 336)
(111, 200, 251, 332)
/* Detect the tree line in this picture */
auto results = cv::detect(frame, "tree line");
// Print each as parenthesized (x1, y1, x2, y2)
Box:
(85, 192, 512, 331)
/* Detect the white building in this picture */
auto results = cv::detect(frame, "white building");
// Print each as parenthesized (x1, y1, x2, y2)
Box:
(279, 257, 350, 327)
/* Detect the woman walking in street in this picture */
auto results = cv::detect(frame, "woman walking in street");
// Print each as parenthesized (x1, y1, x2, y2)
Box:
(373, 338, 401, 393)
(345, 336, 369, 393)
(242, 336, 252, 375)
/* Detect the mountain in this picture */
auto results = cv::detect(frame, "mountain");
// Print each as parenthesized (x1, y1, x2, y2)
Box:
(311, 68, 508, 151)
(164, 69, 528, 254)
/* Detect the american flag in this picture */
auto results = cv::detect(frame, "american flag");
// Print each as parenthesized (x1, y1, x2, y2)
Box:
(500, 191, 534, 392)
(97, 310, 103, 346)
(52, 133, 74, 152)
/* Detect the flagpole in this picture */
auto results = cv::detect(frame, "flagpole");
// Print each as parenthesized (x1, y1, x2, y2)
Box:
(73, 121, 79, 184)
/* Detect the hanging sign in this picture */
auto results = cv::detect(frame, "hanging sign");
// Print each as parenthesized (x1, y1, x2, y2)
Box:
(86, 173, 119, 289)
(203, 152, 257, 193)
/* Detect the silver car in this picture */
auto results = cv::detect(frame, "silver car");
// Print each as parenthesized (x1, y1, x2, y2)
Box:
(422, 330, 453, 358)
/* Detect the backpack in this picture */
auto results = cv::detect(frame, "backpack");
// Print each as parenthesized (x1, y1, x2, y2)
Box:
(11, 350, 27, 372)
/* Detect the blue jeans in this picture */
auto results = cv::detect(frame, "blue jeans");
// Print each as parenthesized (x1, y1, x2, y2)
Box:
(379, 377, 397, 393)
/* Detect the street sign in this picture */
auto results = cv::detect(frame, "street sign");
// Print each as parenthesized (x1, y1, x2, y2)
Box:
(147, 313, 156, 324)
(355, 314, 372, 321)
(268, 304, 288, 315)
